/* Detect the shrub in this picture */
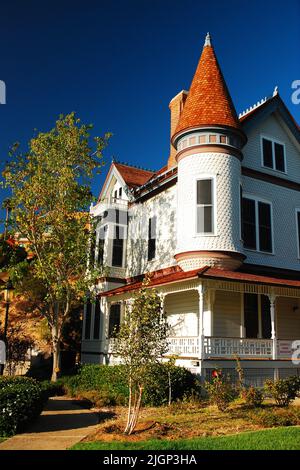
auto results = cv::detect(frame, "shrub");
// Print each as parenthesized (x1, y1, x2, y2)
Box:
(0, 376, 45, 436)
(60, 363, 198, 407)
(205, 369, 237, 411)
(252, 407, 300, 427)
(242, 386, 263, 407)
(39, 380, 65, 400)
(264, 377, 300, 407)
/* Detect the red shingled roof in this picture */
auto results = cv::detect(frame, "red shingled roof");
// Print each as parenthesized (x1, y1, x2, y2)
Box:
(114, 163, 155, 189)
(173, 35, 241, 139)
(102, 267, 207, 297)
(202, 268, 300, 288)
(101, 265, 300, 297)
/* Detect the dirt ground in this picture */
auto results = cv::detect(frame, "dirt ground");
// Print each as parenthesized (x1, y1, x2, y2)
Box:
(83, 401, 264, 443)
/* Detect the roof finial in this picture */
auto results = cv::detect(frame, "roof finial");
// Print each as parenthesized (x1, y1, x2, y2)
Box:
(273, 85, 279, 97)
(204, 32, 211, 47)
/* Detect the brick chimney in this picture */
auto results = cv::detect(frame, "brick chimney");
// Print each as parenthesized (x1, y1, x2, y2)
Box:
(167, 90, 188, 169)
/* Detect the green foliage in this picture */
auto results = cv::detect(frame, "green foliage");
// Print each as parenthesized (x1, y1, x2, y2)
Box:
(0, 377, 45, 436)
(39, 380, 65, 399)
(113, 277, 170, 433)
(205, 369, 237, 411)
(61, 363, 198, 407)
(0, 234, 27, 271)
(264, 377, 300, 407)
(142, 362, 199, 406)
(1, 112, 111, 381)
(242, 386, 263, 407)
(252, 407, 300, 427)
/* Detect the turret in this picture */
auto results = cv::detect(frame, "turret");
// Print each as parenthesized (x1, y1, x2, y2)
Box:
(173, 33, 247, 271)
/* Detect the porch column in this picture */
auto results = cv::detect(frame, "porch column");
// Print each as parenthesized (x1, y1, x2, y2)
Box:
(268, 293, 277, 360)
(101, 298, 109, 363)
(197, 284, 206, 360)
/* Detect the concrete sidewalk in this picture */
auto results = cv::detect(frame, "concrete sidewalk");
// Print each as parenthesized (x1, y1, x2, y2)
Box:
(0, 396, 101, 450)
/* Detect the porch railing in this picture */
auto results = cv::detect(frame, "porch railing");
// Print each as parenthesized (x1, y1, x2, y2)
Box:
(106, 336, 299, 360)
(204, 336, 273, 359)
(167, 337, 199, 357)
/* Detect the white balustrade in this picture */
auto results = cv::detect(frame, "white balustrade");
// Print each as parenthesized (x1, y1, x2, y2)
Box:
(204, 337, 273, 358)
(167, 337, 199, 357)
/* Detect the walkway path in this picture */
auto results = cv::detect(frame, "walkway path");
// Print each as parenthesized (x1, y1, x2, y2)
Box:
(0, 396, 101, 450)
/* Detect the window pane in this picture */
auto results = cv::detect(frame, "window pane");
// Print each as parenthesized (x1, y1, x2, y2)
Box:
(242, 198, 256, 249)
(109, 304, 121, 337)
(112, 225, 124, 267)
(244, 294, 259, 339)
(197, 206, 213, 233)
(262, 138, 273, 168)
(274, 143, 285, 172)
(197, 179, 212, 205)
(148, 216, 156, 261)
(93, 299, 101, 340)
(84, 301, 92, 340)
(258, 202, 272, 252)
(97, 226, 106, 265)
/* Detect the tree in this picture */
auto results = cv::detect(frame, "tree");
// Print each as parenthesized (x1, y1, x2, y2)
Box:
(2, 112, 110, 381)
(114, 277, 170, 435)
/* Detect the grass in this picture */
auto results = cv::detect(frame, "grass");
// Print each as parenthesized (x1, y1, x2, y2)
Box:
(71, 426, 300, 450)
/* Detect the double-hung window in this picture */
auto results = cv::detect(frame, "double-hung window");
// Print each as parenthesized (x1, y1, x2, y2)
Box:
(112, 225, 124, 267)
(196, 178, 214, 234)
(147, 216, 156, 261)
(262, 137, 286, 173)
(242, 196, 273, 253)
(109, 304, 121, 337)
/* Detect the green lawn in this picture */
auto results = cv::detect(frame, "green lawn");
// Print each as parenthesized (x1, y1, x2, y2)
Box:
(71, 426, 300, 450)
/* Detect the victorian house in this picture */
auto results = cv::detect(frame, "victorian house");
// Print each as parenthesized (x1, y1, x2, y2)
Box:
(82, 33, 300, 385)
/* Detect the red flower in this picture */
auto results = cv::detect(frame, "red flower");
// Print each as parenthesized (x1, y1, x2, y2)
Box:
(212, 369, 221, 378)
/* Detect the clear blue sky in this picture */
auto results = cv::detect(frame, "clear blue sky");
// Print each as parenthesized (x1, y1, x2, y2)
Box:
(0, 0, 299, 210)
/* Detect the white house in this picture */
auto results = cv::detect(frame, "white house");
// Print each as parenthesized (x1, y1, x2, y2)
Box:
(81, 33, 300, 385)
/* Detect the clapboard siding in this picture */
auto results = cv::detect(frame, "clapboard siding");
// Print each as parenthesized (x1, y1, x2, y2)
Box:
(213, 291, 241, 337)
(277, 297, 300, 339)
(165, 291, 198, 337)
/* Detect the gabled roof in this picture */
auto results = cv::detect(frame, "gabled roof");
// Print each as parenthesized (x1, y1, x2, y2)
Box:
(239, 93, 300, 144)
(173, 33, 241, 140)
(113, 162, 155, 189)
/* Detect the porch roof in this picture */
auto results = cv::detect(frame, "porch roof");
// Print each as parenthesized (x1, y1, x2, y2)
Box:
(101, 265, 300, 298)
(101, 267, 207, 297)
(201, 268, 300, 288)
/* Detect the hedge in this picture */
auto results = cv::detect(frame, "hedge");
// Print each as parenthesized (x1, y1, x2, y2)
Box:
(0, 377, 45, 436)
(61, 363, 199, 407)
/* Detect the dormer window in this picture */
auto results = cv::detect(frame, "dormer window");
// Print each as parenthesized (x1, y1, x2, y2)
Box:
(262, 137, 286, 173)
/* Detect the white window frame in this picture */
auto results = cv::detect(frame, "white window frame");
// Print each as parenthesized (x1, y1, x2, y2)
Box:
(295, 209, 300, 259)
(242, 193, 274, 255)
(260, 134, 287, 174)
(195, 176, 217, 236)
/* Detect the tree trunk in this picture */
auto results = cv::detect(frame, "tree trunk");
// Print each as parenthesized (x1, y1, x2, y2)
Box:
(51, 325, 61, 382)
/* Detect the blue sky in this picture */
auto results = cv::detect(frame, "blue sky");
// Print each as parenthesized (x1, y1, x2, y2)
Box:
(0, 0, 299, 211)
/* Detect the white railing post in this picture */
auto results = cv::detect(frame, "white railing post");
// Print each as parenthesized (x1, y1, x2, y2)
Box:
(268, 293, 277, 360)
(197, 284, 206, 360)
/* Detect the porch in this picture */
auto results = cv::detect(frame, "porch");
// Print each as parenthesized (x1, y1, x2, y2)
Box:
(168, 336, 298, 360)
(97, 267, 300, 371)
